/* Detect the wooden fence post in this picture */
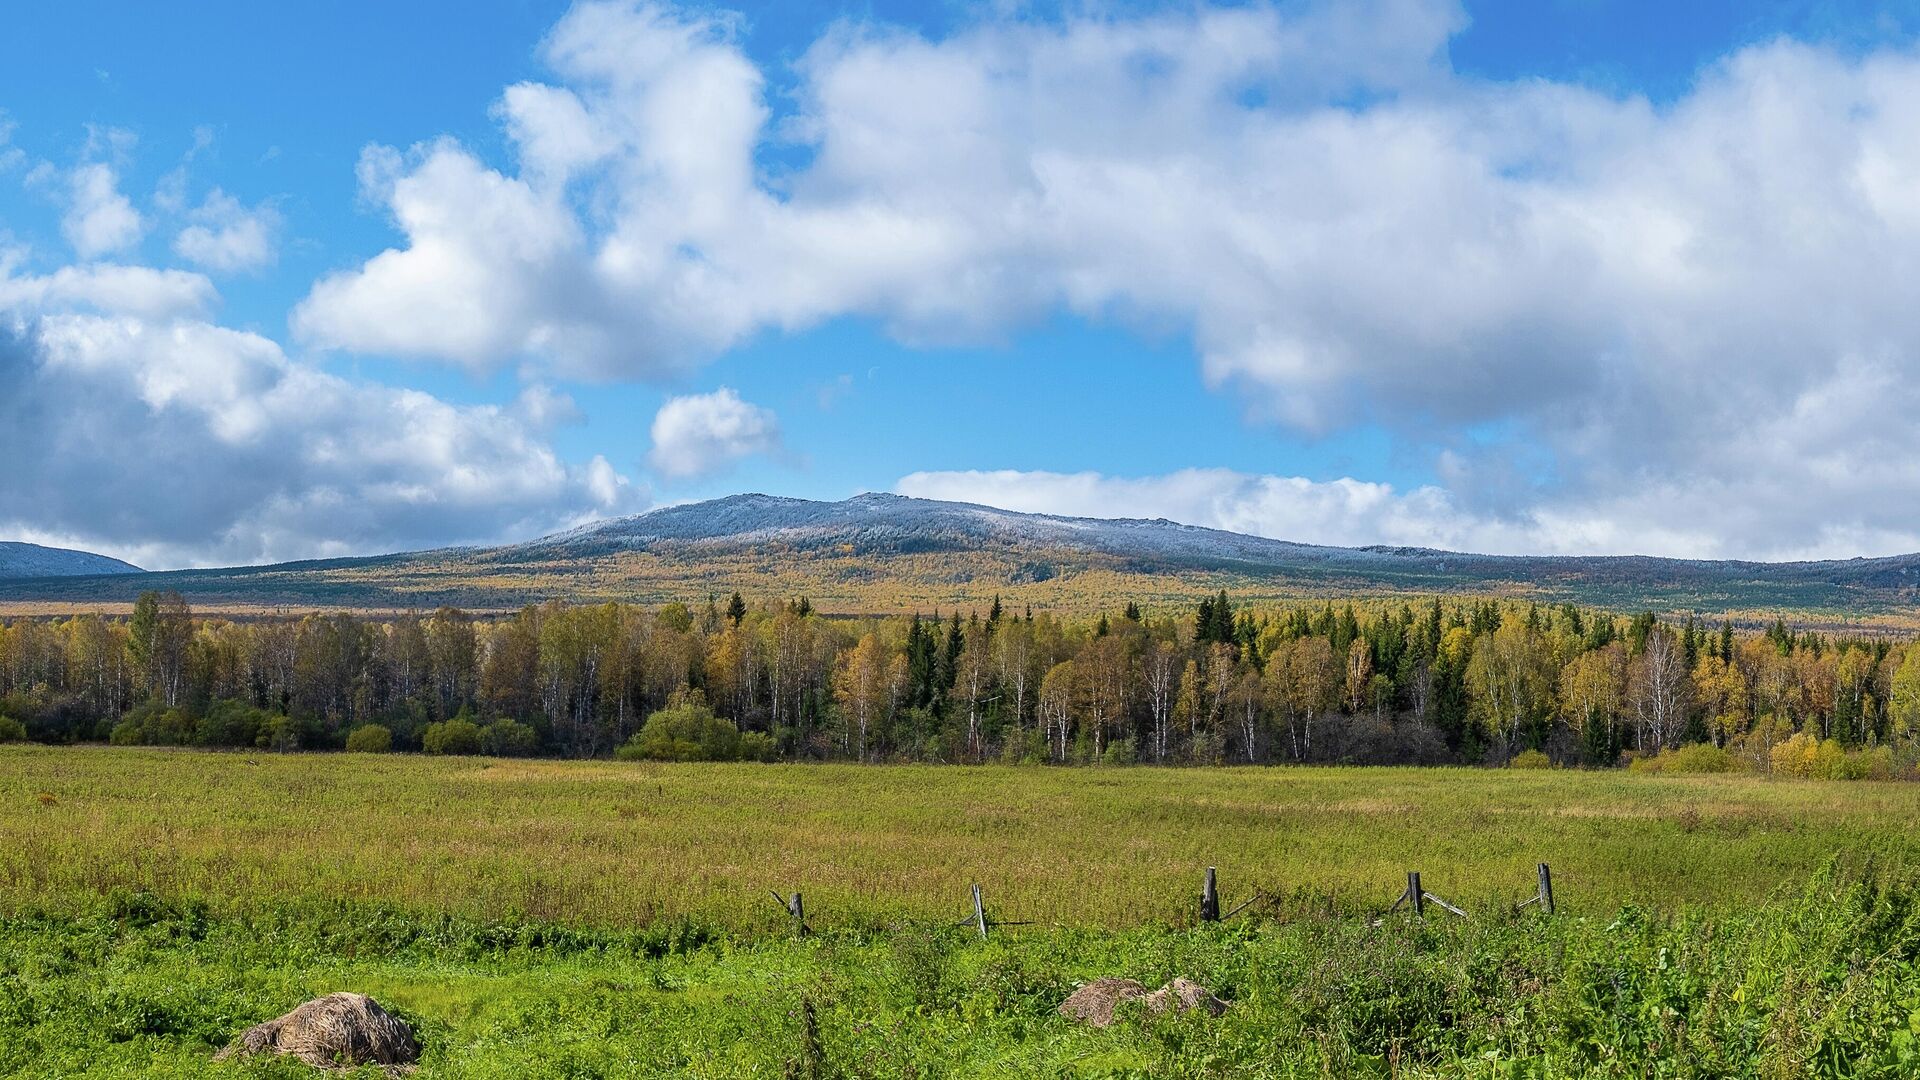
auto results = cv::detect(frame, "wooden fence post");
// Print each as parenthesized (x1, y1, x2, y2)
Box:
(1408, 871, 1425, 917)
(1536, 863, 1555, 915)
(972, 883, 989, 941)
(1201, 867, 1220, 922)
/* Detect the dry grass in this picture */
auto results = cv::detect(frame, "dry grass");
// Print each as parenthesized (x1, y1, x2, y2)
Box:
(3, 745, 1917, 931)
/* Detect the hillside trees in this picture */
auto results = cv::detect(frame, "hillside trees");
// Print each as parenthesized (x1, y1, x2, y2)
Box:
(6, 589, 1920, 772)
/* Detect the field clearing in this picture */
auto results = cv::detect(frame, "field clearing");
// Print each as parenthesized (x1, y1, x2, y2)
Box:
(9, 748, 1920, 1076)
(4, 746, 1918, 930)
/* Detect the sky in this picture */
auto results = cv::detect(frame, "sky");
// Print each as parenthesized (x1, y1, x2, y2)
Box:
(5, 0, 1920, 570)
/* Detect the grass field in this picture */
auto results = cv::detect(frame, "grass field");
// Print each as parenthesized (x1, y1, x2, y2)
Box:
(7, 748, 1920, 1077)
(5, 748, 1920, 927)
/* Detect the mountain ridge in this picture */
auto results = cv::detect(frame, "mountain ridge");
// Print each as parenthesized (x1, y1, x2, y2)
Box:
(0, 541, 142, 580)
(3, 493, 1919, 617)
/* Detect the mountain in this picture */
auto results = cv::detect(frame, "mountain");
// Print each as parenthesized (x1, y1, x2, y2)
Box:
(0, 541, 142, 579)
(3, 493, 1919, 619)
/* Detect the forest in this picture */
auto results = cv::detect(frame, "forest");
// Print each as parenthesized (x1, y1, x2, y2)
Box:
(2, 589, 1916, 776)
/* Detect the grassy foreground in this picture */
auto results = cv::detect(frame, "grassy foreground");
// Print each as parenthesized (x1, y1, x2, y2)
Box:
(7, 749, 1920, 1077)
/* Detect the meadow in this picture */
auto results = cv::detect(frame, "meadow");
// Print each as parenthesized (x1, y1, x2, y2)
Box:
(6, 748, 1920, 1077)
(7, 748, 1920, 926)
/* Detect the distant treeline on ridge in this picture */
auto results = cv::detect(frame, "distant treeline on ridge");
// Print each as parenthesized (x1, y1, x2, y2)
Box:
(0, 591, 1913, 777)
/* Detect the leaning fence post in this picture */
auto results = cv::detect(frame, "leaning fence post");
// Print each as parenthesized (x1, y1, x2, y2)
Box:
(1201, 867, 1220, 922)
(1536, 863, 1555, 915)
(971, 883, 989, 941)
(1408, 871, 1425, 917)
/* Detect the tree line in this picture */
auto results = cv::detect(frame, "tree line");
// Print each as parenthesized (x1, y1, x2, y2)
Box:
(2, 589, 1918, 774)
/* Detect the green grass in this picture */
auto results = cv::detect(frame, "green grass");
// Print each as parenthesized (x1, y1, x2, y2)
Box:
(5, 747, 1920, 928)
(8, 873, 1920, 1077)
(7, 748, 1920, 1077)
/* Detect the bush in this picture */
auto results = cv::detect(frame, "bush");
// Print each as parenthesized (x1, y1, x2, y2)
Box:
(1769, 733, 1899, 780)
(1509, 748, 1553, 769)
(193, 699, 272, 748)
(256, 712, 301, 752)
(480, 719, 539, 757)
(109, 703, 195, 747)
(0, 715, 26, 743)
(1630, 742, 1741, 775)
(617, 692, 761, 762)
(738, 730, 778, 762)
(345, 724, 393, 753)
(421, 718, 483, 756)
(1100, 737, 1137, 767)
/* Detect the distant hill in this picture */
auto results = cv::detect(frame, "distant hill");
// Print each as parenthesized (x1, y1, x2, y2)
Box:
(0, 541, 141, 579)
(5, 493, 1920, 619)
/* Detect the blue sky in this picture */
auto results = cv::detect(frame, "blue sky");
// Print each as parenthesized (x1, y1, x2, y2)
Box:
(5, 1, 1920, 568)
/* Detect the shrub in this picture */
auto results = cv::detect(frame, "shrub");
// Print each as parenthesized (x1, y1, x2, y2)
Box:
(738, 731, 778, 762)
(1510, 748, 1553, 769)
(193, 699, 271, 748)
(0, 715, 26, 743)
(421, 718, 483, 756)
(345, 724, 394, 753)
(618, 692, 759, 762)
(256, 713, 301, 752)
(1769, 733, 1898, 780)
(1631, 742, 1741, 775)
(110, 704, 195, 747)
(1100, 737, 1137, 767)
(480, 719, 539, 757)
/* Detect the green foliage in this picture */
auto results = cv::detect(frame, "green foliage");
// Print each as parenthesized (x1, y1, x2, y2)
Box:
(345, 724, 394, 753)
(8, 867, 1920, 1077)
(421, 718, 483, 756)
(192, 699, 273, 748)
(0, 716, 24, 743)
(1509, 748, 1553, 769)
(108, 703, 194, 746)
(1631, 742, 1740, 774)
(618, 693, 766, 762)
(479, 719, 538, 757)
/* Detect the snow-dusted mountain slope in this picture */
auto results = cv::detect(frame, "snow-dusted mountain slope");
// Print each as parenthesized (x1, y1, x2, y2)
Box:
(5, 493, 1920, 614)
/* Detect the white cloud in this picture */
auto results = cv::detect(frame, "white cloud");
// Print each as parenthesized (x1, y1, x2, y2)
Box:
(173, 188, 279, 273)
(512, 383, 585, 431)
(283, 1, 1920, 559)
(62, 162, 143, 258)
(647, 387, 779, 479)
(897, 468, 1503, 551)
(0, 112, 21, 172)
(0, 253, 215, 320)
(897, 463, 1920, 562)
(0, 265, 644, 569)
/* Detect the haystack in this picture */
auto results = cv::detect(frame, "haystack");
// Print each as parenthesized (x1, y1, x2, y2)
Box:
(1059, 977, 1229, 1027)
(1142, 977, 1229, 1018)
(215, 993, 419, 1072)
(1058, 978, 1150, 1027)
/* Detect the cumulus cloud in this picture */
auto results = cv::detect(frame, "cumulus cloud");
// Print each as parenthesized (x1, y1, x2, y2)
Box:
(897, 468, 1506, 551)
(172, 188, 279, 272)
(0, 263, 644, 569)
(61, 162, 143, 258)
(896, 464, 1920, 563)
(647, 387, 779, 479)
(283, 0, 1920, 559)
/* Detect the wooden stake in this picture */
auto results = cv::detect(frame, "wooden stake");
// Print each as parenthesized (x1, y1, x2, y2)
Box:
(1408, 871, 1425, 917)
(972, 883, 989, 941)
(1201, 867, 1220, 922)
(1537, 862, 1555, 916)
